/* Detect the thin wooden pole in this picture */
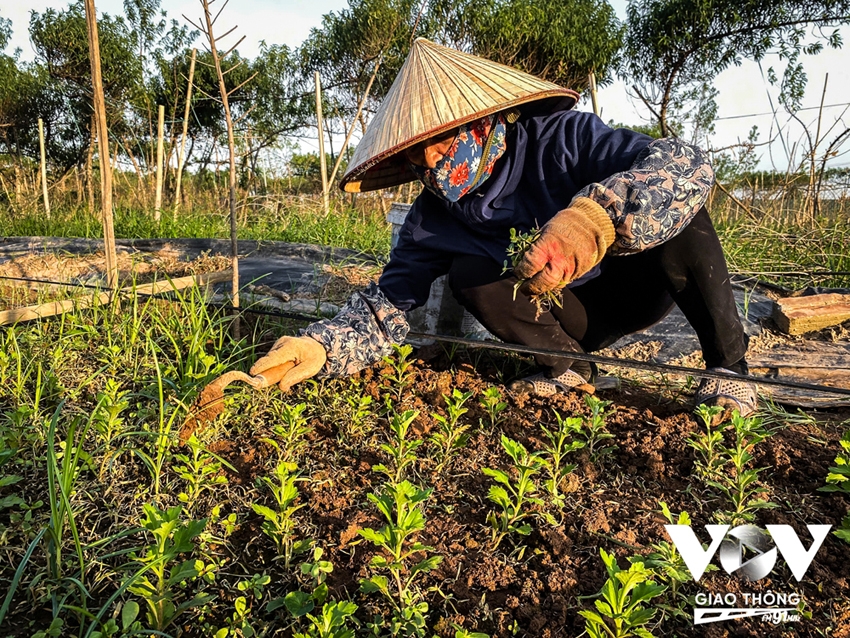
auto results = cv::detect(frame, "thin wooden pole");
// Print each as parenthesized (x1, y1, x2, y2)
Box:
(315, 71, 329, 215)
(328, 60, 381, 187)
(38, 118, 50, 220)
(154, 104, 165, 221)
(588, 70, 600, 117)
(200, 0, 240, 331)
(84, 0, 118, 290)
(174, 47, 197, 219)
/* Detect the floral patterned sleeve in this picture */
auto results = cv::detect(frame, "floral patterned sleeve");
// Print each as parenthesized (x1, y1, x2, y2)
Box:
(575, 138, 715, 254)
(302, 283, 409, 377)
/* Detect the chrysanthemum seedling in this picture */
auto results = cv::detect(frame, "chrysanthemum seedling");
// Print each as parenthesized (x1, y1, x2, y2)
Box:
(252, 461, 311, 568)
(629, 502, 711, 622)
(820, 427, 850, 495)
(504, 227, 563, 318)
(430, 389, 473, 473)
(479, 387, 508, 429)
(538, 411, 585, 505)
(359, 481, 442, 637)
(374, 409, 422, 485)
(688, 405, 725, 480)
(265, 402, 312, 463)
(173, 434, 228, 515)
(382, 344, 416, 401)
(705, 411, 777, 525)
(580, 395, 617, 463)
(483, 435, 554, 550)
(127, 504, 212, 633)
(579, 548, 666, 638)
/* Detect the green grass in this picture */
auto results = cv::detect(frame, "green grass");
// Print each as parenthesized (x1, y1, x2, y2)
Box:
(716, 216, 850, 290)
(0, 203, 393, 259)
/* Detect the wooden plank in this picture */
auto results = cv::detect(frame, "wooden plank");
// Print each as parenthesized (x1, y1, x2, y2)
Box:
(0, 270, 232, 326)
(773, 293, 850, 334)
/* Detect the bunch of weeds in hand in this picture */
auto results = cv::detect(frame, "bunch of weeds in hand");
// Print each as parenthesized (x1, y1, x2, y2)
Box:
(479, 387, 508, 429)
(504, 227, 562, 318)
(173, 434, 229, 516)
(538, 410, 585, 507)
(707, 411, 777, 525)
(430, 389, 473, 473)
(252, 461, 311, 568)
(688, 405, 726, 481)
(374, 409, 422, 485)
(359, 480, 442, 637)
(214, 573, 271, 638)
(484, 435, 555, 551)
(580, 395, 617, 463)
(382, 344, 416, 401)
(126, 504, 214, 634)
(579, 548, 666, 638)
(628, 502, 712, 623)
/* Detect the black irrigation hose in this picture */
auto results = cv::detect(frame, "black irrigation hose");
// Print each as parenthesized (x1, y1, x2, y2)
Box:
(3, 273, 850, 398)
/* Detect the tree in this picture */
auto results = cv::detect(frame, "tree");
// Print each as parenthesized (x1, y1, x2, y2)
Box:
(436, 0, 623, 90)
(301, 0, 624, 130)
(622, 0, 850, 138)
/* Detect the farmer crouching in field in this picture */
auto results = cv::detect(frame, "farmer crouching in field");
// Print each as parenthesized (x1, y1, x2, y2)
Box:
(251, 38, 757, 422)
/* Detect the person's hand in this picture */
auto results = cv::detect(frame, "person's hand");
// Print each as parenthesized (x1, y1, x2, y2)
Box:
(249, 336, 327, 391)
(514, 197, 616, 295)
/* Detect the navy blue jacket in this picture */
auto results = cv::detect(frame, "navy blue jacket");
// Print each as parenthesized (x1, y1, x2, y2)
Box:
(378, 109, 652, 311)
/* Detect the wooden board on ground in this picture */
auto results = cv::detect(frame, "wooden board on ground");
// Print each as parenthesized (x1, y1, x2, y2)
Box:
(0, 270, 232, 326)
(773, 293, 850, 335)
(749, 342, 850, 408)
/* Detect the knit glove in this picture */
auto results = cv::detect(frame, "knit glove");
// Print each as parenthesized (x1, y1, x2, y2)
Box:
(514, 197, 616, 295)
(249, 336, 327, 391)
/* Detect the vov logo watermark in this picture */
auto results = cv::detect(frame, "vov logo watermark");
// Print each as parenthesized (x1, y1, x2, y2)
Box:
(665, 523, 831, 625)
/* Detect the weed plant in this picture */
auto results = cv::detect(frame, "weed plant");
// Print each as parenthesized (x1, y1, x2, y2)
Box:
(504, 227, 562, 317)
(688, 406, 725, 480)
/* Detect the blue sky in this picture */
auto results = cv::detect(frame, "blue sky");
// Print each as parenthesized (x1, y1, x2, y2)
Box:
(5, 0, 850, 171)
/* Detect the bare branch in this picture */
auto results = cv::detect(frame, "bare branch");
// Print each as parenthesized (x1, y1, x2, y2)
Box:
(222, 34, 246, 59)
(213, 24, 238, 44)
(211, 0, 232, 26)
(226, 71, 259, 96)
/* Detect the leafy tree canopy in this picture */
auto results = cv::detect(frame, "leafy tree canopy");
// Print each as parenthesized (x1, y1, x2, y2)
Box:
(623, 0, 850, 137)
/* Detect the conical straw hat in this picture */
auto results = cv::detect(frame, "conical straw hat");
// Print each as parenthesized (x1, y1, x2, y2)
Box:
(340, 38, 579, 193)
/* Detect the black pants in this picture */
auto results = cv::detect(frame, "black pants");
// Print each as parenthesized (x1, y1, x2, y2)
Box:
(447, 208, 748, 380)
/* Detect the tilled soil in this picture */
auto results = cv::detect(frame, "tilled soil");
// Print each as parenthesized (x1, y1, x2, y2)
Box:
(209, 356, 850, 638)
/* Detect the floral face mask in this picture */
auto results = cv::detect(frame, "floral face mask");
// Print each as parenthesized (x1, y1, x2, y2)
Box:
(409, 113, 507, 202)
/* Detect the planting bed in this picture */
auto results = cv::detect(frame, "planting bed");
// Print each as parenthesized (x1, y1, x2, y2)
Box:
(0, 285, 849, 638)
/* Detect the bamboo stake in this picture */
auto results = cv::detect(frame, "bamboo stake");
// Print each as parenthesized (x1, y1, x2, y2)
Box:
(84, 0, 118, 290)
(38, 118, 50, 220)
(197, 0, 241, 336)
(0, 270, 233, 326)
(174, 48, 197, 219)
(315, 71, 329, 215)
(327, 60, 381, 187)
(154, 104, 165, 221)
(588, 70, 600, 117)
